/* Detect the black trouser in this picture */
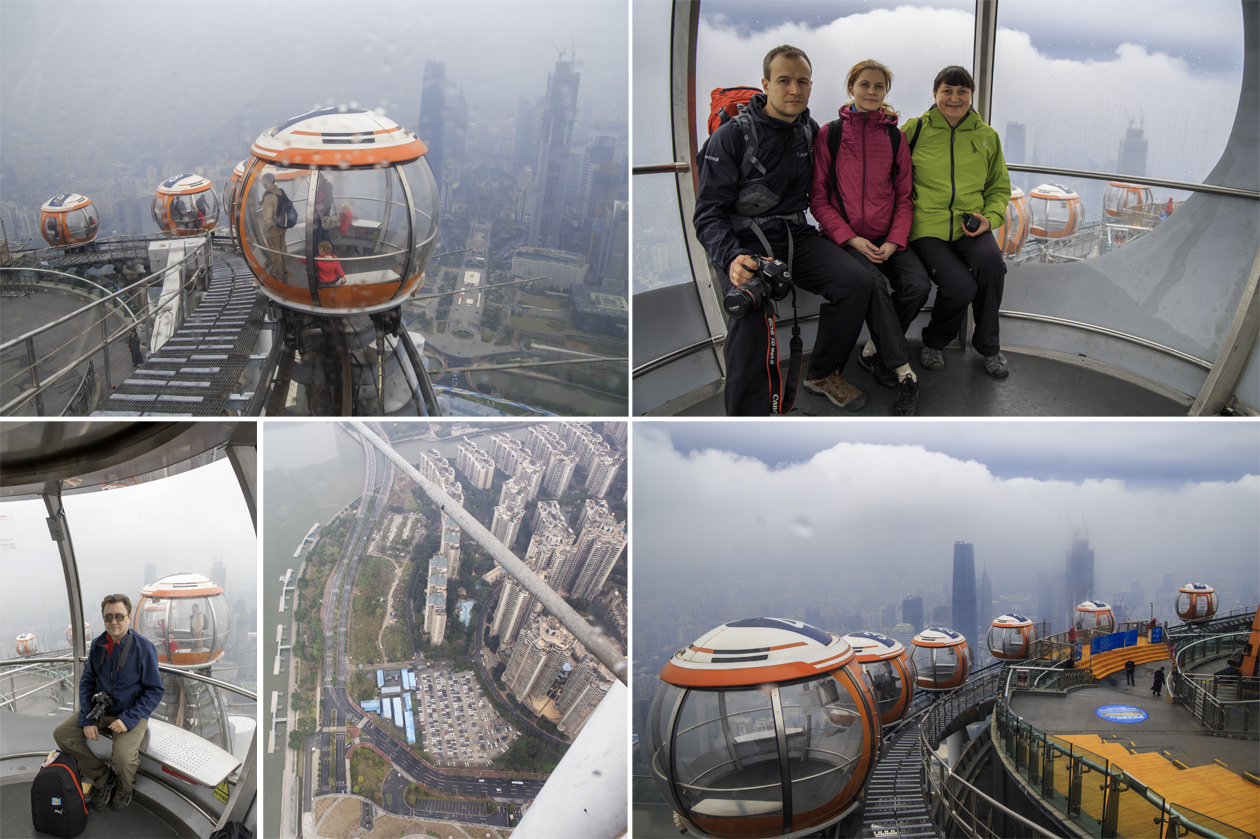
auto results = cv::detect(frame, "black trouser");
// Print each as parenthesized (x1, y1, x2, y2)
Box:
(720, 228, 872, 416)
(843, 243, 931, 370)
(910, 232, 1006, 357)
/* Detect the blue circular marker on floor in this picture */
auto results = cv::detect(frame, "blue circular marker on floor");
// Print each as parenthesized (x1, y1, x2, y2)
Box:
(1096, 704, 1148, 723)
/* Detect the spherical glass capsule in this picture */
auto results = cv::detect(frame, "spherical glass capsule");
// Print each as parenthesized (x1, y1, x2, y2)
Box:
(66, 623, 92, 647)
(994, 186, 1030, 256)
(1029, 183, 1082, 239)
(1103, 182, 1154, 219)
(987, 613, 1037, 661)
(1176, 583, 1217, 622)
(222, 159, 249, 244)
(237, 107, 440, 317)
(1073, 600, 1115, 634)
(134, 573, 230, 668)
(649, 618, 880, 839)
(911, 627, 971, 691)
(15, 633, 39, 657)
(153, 174, 219, 236)
(843, 631, 916, 726)
(40, 194, 99, 247)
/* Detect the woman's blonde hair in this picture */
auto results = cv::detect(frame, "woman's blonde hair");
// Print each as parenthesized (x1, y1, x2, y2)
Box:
(843, 59, 898, 117)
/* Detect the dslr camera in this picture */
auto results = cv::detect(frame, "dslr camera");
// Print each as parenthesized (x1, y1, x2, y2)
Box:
(724, 255, 792, 319)
(961, 212, 983, 233)
(86, 691, 114, 726)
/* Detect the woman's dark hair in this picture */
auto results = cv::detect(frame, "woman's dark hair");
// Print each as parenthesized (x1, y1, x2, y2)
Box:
(933, 65, 975, 91)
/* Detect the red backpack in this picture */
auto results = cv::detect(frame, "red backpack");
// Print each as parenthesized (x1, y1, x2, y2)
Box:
(707, 86, 761, 135)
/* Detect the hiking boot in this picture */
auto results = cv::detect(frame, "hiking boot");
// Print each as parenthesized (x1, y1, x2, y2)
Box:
(983, 352, 1010, 378)
(856, 351, 898, 389)
(88, 770, 116, 810)
(894, 376, 920, 416)
(110, 787, 133, 810)
(803, 371, 867, 412)
(920, 346, 945, 370)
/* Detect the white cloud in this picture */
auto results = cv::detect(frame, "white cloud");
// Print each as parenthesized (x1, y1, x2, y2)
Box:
(633, 426, 1260, 601)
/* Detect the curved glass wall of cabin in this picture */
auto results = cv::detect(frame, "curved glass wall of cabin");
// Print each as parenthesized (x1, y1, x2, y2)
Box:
(0, 426, 257, 837)
(632, 0, 1259, 416)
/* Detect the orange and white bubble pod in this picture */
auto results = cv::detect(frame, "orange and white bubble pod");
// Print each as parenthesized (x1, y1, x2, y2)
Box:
(1176, 583, 1217, 622)
(40, 194, 99, 247)
(153, 174, 219, 236)
(1028, 183, 1082, 239)
(911, 626, 971, 690)
(1103, 182, 1153, 219)
(15, 633, 40, 657)
(237, 107, 440, 316)
(987, 613, 1038, 661)
(1073, 600, 1115, 634)
(843, 631, 917, 726)
(994, 186, 1030, 256)
(649, 618, 880, 838)
(135, 573, 230, 668)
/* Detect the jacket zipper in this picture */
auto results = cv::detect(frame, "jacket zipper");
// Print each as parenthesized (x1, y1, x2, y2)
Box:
(947, 118, 958, 242)
(860, 115, 867, 238)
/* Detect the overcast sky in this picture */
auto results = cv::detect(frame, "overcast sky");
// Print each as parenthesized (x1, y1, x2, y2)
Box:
(632, 421, 1260, 601)
(635, 0, 1244, 185)
(1, 458, 256, 659)
(0, 0, 629, 157)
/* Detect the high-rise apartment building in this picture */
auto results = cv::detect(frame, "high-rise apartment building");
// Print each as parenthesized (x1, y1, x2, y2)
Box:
(1067, 538, 1095, 612)
(456, 441, 494, 490)
(503, 615, 574, 702)
(565, 499, 627, 600)
(556, 655, 614, 736)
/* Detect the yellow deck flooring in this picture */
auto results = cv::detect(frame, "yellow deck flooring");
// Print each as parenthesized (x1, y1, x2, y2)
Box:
(1060, 735, 1259, 837)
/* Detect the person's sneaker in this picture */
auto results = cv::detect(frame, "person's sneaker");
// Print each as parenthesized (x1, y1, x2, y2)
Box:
(110, 787, 133, 810)
(920, 347, 945, 370)
(803, 371, 867, 411)
(893, 376, 919, 416)
(983, 352, 1010, 378)
(855, 351, 898, 389)
(88, 770, 116, 810)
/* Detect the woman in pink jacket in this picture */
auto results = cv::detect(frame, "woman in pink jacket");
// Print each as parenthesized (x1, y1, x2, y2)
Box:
(811, 59, 929, 416)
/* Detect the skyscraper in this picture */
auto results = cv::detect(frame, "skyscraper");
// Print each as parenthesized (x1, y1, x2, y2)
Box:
(418, 60, 447, 188)
(529, 56, 580, 249)
(1067, 538, 1095, 611)
(951, 541, 979, 648)
(901, 595, 924, 633)
(1118, 123, 1149, 176)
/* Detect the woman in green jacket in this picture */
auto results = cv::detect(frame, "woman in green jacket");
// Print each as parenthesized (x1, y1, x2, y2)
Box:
(902, 66, 1012, 377)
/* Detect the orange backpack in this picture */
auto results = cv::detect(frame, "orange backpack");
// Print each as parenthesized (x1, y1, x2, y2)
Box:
(707, 86, 760, 135)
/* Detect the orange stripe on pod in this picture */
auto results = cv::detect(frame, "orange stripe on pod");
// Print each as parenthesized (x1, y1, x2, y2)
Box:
(250, 138, 427, 167)
(661, 659, 843, 688)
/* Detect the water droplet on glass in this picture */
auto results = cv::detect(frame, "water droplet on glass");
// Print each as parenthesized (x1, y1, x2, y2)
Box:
(790, 517, 813, 538)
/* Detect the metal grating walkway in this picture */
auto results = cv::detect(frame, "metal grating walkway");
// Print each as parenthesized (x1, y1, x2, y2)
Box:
(93, 252, 267, 416)
(860, 721, 942, 839)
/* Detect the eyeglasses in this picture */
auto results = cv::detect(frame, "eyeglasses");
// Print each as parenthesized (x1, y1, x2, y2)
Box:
(102, 613, 129, 623)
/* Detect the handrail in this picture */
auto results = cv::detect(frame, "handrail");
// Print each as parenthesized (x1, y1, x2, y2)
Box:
(1174, 631, 1249, 671)
(0, 656, 257, 704)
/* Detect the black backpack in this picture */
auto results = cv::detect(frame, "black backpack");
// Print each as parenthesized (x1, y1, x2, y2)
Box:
(274, 189, 298, 229)
(31, 750, 88, 838)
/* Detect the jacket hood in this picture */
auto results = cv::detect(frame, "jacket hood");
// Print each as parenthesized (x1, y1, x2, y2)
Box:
(838, 105, 900, 129)
(918, 104, 984, 131)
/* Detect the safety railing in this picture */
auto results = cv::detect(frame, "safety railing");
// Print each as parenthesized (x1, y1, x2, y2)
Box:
(1170, 632, 1258, 736)
(993, 676, 1250, 838)
(0, 234, 214, 416)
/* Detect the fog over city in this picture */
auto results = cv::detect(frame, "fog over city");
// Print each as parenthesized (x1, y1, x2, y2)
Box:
(0, 458, 257, 659)
(1, 1, 627, 158)
(633, 422, 1260, 605)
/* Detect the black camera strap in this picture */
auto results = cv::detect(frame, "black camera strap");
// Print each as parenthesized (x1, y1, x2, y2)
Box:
(747, 220, 803, 415)
(98, 631, 135, 696)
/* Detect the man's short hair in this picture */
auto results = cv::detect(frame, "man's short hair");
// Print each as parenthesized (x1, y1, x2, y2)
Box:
(101, 594, 132, 616)
(763, 45, 812, 82)
(262, 173, 276, 184)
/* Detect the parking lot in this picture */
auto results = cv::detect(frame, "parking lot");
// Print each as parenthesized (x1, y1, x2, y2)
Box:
(417, 667, 519, 766)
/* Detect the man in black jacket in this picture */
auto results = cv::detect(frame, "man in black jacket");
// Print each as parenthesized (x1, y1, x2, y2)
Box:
(694, 45, 873, 416)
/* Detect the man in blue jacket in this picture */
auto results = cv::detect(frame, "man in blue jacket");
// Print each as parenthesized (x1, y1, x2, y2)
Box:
(694, 45, 872, 415)
(54, 594, 164, 811)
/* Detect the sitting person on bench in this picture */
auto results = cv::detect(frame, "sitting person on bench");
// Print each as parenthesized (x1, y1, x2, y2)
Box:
(53, 594, 164, 812)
